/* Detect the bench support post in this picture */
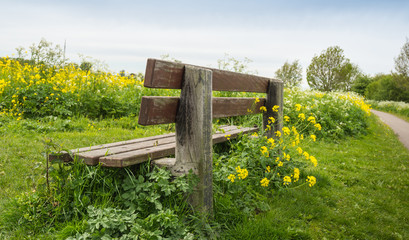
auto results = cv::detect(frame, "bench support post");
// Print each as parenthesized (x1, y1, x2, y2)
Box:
(172, 66, 213, 215)
(263, 80, 283, 138)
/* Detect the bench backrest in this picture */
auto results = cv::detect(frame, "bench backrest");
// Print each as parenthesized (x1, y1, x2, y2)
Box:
(138, 59, 283, 132)
(137, 58, 283, 215)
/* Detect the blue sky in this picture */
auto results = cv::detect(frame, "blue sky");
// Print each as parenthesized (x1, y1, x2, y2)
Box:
(1, 0, 409, 85)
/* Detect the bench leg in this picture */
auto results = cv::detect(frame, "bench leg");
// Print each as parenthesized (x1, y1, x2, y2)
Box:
(172, 65, 213, 215)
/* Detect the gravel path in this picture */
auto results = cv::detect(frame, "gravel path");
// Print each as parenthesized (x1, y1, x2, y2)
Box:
(371, 110, 409, 151)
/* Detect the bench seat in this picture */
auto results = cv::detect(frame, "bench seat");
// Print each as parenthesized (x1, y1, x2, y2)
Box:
(49, 125, 258, 168)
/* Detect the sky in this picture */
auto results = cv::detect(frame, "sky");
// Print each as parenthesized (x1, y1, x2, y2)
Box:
(1, 0, 409, 86)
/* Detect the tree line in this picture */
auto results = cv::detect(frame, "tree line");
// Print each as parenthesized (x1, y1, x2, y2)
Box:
(275, 39, 409, 103)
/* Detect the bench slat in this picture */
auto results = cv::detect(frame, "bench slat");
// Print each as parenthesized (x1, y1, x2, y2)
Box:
(144, 59, 280, 93)
(50, 125, 244, 165)
(138, 96, 266, 125)
(99, 126, 258, 167)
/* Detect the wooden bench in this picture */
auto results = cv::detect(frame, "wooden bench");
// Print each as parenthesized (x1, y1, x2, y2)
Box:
(50, 58, 283, 214)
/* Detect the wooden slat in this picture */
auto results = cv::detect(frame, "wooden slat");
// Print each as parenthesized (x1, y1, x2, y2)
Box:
(144, 58, 281, 93)
(49, 125, 237, 164)
(99, 126, 258, 167)
(48, 133, 175, 163)
(138, 96, 266, 125)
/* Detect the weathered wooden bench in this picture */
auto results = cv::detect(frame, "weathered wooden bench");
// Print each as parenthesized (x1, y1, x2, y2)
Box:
(50, 58, 283, 214)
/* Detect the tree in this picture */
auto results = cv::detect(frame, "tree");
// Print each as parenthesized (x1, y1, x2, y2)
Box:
(14, 38, 66, 67)
(217, 53, 257, 74)
(307, 46, 359, 92)
(351, 74, 373, 96)
(393, 38, 409, 95)
(274, 60, 302, 88)
(394, 38, 409, 77)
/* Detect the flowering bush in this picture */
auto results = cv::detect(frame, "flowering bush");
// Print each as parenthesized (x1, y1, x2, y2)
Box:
(284, 88, 371, 139)
(0, 57, 178, 119)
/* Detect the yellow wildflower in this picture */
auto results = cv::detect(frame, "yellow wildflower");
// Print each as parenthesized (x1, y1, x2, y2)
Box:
(228, 174, 236, 183)
(307, 116, 316, 124)
(310, 156, 318, 167)
(275, 130, 281, 137)
(297, 147, 303, 154)
(282, 127, 290, 135)
(260, 106, 267, 112)
(260, 178, 270, 187)
(295, 104, 302, 111)
(310, 134, 316, 142)
(225, 134, 231, 140)
(306, 176, 316, 187)
(236, 166, 248, 180)
(284, 116, 290, 122)
(303, 152, 310, 160)
(298, 113, 305, 120)
(261, 146, 269, 157)
(255, 97, 260, 103)
(314, 123, 322, 131)
(277, 161, 283, 167)
(283, 176, 292, 185)
(272, 105, 279, 112)
(268, 116, 275, 123)
(293, 168, 300, 182)
(266, 165, 271, 173)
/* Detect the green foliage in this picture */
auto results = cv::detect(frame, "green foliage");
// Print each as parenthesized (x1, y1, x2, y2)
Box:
(351, 74, 373, 96)
(307, 46, 360, 92)
(274, 60, 303, 88)
(364, 74, 409, 102)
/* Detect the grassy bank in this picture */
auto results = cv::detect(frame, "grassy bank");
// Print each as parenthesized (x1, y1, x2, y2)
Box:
(222, 115, 409, 239)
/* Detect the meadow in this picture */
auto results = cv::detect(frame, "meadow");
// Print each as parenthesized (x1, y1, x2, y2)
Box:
(1, 58, 408, 239)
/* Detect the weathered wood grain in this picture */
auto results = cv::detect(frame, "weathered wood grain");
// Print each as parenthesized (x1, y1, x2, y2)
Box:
(138, 96, 266, 125)
(173, 65, 213, 214)
(263, 80, 284, 138)
(98, 126, 258, 167)
(144, 58, 281, 93)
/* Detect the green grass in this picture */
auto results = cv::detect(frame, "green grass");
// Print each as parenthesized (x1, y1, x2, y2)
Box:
(1, 114, 409, 239)
(222, 115, 409, 239)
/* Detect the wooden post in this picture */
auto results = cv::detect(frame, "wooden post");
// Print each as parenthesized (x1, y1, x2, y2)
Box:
(263, 80, 283, 139)
(172, 65, 213, 215)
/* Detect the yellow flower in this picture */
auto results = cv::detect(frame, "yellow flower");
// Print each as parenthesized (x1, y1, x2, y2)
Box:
(260, 178, 270, 187)
(293, 168, 300, 182)
(225, 134, 231, 140)
(236, 166, 248, 180)
(306, 176, 316, 187)
(283, 176, 292, 185)
(283, 152, 291, 161)
(295, 104, 302, 111)
(296, 147, 303, 154)
(251, 132, 258, 137)
(310, 156, 318, 167)
(314, 123, 322, 131)
(282, 127, 290, 135)
(303, 152, 310, 160)
(260, 106, 267, 112)
(275, 130, 281, 137)
(277, 161, 283, 167)
(267, 138, 275, 148)
(307, 116, 316, 124)
(284, 116, 290, 122)
(298, 113, 305, 121)
(310, 134, 316, 142)
(268, 116, 275, 123)
(272, 105, 279, 112)
(255, 97, 260, 103)
(261, 146, 269, 157)
(266, 166, 271, 173)
(228, 174, 236, 183)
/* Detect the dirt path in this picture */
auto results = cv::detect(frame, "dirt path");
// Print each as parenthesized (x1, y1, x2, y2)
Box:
(371, 110, 409, 151)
